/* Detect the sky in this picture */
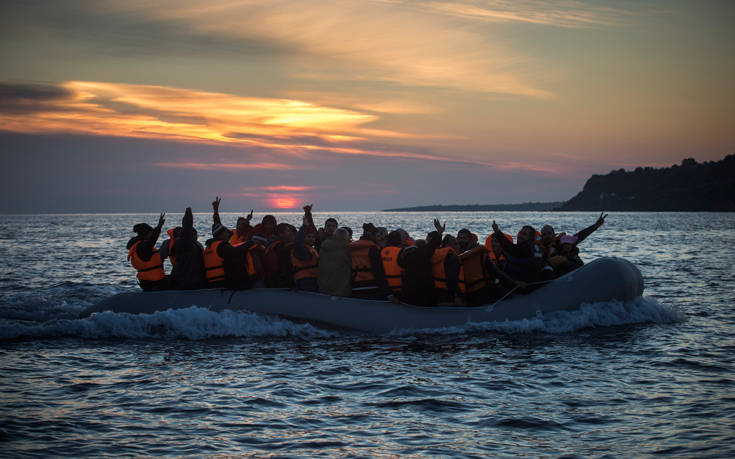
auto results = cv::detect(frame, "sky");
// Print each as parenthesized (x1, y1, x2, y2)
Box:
(1, 0, 733, 212)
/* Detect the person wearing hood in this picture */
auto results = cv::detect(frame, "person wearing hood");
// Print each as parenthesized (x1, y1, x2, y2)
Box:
(126, 213, 170, 291)
(167, 207, 206, 289)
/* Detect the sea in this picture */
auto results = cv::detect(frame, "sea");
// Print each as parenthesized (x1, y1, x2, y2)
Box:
(0, 211, 733, 457)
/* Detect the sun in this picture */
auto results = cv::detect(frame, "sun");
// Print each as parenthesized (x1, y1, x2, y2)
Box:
(273, 197, 296, 209)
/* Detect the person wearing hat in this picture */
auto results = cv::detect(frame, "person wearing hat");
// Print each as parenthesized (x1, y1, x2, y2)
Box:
(203, 221, 254, 290)
(126, 212, 170, 291)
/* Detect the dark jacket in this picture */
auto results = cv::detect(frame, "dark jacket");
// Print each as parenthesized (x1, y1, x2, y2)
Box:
(167, 208, 205, 289)
(400, 235, 441, 306)
(494, 229, 552, 282)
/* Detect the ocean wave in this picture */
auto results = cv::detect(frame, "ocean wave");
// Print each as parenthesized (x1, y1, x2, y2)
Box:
(0, 306, 335, 341)
(392, 296, 684, 336)
(0, 296, 683, 341)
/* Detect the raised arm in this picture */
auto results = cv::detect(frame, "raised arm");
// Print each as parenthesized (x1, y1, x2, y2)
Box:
(212, 196, 222, 227)
(575, 211, 607, 244)
(138, 212, 165, 260)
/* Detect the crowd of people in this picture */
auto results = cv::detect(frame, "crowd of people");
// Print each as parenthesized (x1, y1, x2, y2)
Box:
(126, 198, 607, 307)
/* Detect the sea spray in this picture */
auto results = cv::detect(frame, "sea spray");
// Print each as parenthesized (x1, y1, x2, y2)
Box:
(0, 306, 335, 341)
(390, 297, 684, 336)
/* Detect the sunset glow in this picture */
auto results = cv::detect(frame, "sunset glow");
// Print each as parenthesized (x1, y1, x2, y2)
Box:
(273, 198, 297, 209)
(1, 1, 733, 212)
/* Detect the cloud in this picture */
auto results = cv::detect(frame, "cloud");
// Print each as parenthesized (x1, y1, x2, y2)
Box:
(0, 80, 485, 166)
(90, 0, 558, 98)
(0, 82, 74, 114)
(0, 80, 383, 145)
(152, 162, 305, 171)
(424, 1, 632, 28)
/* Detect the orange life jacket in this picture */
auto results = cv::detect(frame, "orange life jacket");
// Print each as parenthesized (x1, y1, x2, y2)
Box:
(230, 229, 247, 245)
(291, 245, 319, 282)
(231, 241, 261, 278)
(431, 246, 456, 290)
(538, 232, 565, 259)
(380, 246, 403, 293)
(127, 241, 165, 282)
(166, 228, 176, 267)
(203, 240, 225, 284)
(458, 245, 490, 294)
(350, 239, 379, 284)
(247, 242, 265, 279)
(484, 232, 513, 264)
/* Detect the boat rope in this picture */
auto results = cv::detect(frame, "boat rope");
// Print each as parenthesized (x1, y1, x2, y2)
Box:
(485, 286, 518, 312)
(484, 279, 554, 312)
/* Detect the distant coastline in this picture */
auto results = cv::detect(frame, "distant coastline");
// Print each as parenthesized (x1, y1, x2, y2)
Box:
(556, 155, 735, 211)
(384, 202, 563, 212)
(387, 154, 735, 212)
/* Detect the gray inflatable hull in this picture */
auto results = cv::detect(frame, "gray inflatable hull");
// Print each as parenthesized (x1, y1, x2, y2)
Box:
(81, 257, 643, 334)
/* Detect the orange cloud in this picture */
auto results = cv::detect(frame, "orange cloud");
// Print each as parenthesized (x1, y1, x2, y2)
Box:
(0, 80, 383, 146)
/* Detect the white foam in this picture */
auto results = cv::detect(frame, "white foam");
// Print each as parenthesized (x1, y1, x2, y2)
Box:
(0, 297, 683, 340)
(391, 296, 685, 336)
(0, 306, 335, 340)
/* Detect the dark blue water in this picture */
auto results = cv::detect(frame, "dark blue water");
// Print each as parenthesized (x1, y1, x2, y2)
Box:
(1, 212, 733, 456)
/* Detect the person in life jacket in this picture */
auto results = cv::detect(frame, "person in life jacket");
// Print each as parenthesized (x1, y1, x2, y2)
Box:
(485, 232, 513, 270)
(539, 225, 563, 259)
(457, 242, 521, 305)
(252, 214, 279, 246)
(540, 212, 608, 263)
(211, 196, 254, 245)
(291, 204, 319, 291)
(547, 234, 585, 276)
(381, 230, 405, 297)
(126, 212, 170, 291)
(318, 227, 352, 297)
(167, 207, 206, 290)
(491, 221, 553, 285)
(158, 226, 182, 271)
(350, 223, 396, 302)
(203, 223, 253, 290)
(399, 219, 446, 306)
(432, 234, 463, 305)
(457, 228, 478, 252)
(396, 228, 415, 247)
(264, 222, 296, 288)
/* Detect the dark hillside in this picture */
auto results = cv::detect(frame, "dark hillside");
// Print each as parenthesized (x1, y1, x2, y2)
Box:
(556, 155, 735, 211)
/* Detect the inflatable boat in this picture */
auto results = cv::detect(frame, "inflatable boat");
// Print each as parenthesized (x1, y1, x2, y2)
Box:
(80, 257, 643, 334)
